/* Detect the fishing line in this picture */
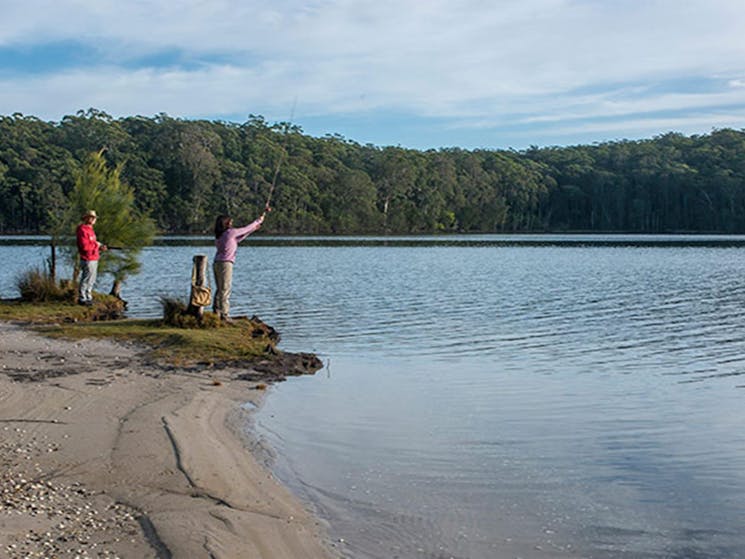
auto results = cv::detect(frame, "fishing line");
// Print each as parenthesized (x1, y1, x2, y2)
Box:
(264, 98, 297, 212)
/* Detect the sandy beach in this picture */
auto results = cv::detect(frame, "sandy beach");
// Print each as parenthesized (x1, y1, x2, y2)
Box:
(0, 321, 339, 559)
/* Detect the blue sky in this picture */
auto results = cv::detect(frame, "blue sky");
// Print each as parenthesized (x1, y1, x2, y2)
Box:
(2, 0, 745, 150)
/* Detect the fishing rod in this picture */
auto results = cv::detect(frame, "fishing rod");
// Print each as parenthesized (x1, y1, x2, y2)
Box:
(264, 99, 297, 212)
(264, 148, 282, 212)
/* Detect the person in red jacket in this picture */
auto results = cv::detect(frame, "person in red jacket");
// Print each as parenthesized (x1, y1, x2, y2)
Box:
(76, 210, 107, 305)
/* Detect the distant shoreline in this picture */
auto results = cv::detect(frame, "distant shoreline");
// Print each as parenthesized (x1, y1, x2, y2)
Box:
(4, 232, 745, 248)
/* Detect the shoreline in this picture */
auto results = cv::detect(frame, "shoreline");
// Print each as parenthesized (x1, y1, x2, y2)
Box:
(0, 321, 339, 558)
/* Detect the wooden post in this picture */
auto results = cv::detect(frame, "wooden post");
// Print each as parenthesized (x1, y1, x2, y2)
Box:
(49, 240, 57, 282)
(188, 254, 209, 319)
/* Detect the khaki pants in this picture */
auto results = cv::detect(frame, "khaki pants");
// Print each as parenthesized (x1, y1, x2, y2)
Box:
(213, 260, 233, 318)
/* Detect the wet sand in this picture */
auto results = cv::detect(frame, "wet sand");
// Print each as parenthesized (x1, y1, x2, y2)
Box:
(0, 321, 339, 558)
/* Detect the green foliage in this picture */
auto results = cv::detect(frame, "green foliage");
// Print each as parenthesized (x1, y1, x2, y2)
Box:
(61, 150, 156, 294)
(0, 114, 73, 232)
(2, 110, 745, 234)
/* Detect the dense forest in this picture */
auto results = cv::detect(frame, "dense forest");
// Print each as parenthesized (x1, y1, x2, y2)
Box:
(2, 109, 745, 234)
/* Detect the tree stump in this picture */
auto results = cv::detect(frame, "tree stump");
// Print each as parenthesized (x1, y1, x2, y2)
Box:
(188, 254, 210, 320)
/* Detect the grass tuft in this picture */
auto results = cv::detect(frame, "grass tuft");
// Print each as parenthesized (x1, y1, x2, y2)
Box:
(160, 296, 221, 329)
(16, 268, 73, 303)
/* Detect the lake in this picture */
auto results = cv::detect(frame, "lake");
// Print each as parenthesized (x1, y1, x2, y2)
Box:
(3, 235, 745, 558)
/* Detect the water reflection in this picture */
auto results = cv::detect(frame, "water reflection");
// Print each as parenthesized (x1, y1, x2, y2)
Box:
(245, 241, 745, 559)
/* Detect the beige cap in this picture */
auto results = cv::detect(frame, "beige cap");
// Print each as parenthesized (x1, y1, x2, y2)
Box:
(82, 210, 98, 219)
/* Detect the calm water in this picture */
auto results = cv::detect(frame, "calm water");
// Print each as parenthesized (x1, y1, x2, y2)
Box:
(3, 236, 745, 558)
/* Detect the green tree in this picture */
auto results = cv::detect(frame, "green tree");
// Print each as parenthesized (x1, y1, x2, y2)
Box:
(6, 109, 745, 236)
(64, 151, 156, 298)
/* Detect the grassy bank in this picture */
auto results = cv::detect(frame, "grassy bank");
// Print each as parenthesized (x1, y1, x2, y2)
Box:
(38, 317, 275, 365)
(0, 298, 321, 376)
(0, 297, 125, 323)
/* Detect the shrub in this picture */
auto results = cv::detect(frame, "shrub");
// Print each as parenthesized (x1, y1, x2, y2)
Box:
(161, 296, 188, 325)
(16, 268, 72, 302)
(89, 296, 127, 321)
(160, 296, 220, 328)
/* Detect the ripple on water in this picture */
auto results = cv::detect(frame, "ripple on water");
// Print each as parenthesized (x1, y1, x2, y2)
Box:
(5, 240, 745, 558)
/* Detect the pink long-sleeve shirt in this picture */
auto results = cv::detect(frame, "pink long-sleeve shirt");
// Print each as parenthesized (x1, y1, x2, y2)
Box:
(214, 217, 263, 263)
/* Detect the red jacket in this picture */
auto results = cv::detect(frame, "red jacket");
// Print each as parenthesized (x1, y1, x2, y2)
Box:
(76, 223, 100, 261)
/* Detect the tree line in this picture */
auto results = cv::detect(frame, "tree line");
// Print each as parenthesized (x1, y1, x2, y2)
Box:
(2, 109, 745, 235)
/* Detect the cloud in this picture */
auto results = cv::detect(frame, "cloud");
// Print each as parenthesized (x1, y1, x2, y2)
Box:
(1, 0, 745, 147)
(525, 111, 745, 143)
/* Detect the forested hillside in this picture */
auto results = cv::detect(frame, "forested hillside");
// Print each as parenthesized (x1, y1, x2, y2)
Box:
(2, 109, 745, 234)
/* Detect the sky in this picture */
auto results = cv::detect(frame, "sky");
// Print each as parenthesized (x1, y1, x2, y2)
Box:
(1, 0, 745, 150)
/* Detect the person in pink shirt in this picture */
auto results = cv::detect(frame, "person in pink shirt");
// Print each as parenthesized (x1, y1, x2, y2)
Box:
(212, 210, 267, 321)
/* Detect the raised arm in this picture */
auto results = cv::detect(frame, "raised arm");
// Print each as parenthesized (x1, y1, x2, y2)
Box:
(233, 214, 265, 242)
